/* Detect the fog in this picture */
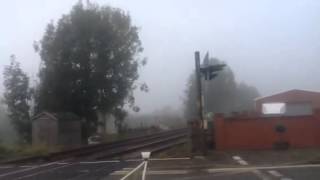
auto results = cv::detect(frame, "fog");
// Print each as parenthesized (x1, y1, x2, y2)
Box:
(1, 0, 320, 114)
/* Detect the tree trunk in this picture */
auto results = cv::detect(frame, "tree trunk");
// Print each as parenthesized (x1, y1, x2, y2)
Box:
(97, 111, 106, 135)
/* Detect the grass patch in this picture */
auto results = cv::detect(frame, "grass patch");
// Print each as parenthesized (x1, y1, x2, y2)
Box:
(14, 144, 54, 157)
(0, 144, 14, 160)
(0, 143, 61, 161)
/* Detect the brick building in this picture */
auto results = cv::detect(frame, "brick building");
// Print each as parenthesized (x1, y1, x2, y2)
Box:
(214, 89, 320, 150)
(255, 89, 320, 115)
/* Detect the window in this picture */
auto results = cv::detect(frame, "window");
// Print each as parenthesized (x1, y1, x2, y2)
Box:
(262, 103, 286, 115)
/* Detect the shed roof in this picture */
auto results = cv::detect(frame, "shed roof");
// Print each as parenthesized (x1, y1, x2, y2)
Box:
(32, 112, 80, 122)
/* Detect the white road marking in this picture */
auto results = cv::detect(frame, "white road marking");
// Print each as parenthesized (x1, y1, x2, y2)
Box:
(206, 163, 320, 173)
(238, 160, 249, 165)
(0, 166, 14, 169)
(111, 170, 189, 175)
(231, 155, 293, 180)
(123, 167, 134, 170)
(193, 156, 205, 160)
(79, 160, 120, 164)
(150, 157, 191, 161)
(16, 163, 73, 179)
(232, 156, 249, 166)
(89, 157, 190, 163)
(0, 162, 57, 178)
(56, 162, 70, 165)
(232, 156, 270, 180)
(120, 161, 145, 180)
(110, 170, 129, 175)
(268, 170, 283, 177)
(252, 170, 272, 180)
(78, 169, 90, 173)
(124, 159, 142, 162)
(19, 165, 36, 168)
(142, 161, 148, 180)
(147, 170, 188, 175)
(232, 156, 241, 161)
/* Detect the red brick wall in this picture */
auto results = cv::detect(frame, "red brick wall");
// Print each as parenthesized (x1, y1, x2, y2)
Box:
(214, 111, 320, 150)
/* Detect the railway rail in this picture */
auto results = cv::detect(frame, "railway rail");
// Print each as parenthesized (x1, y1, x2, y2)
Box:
(2, 128, 188, 165)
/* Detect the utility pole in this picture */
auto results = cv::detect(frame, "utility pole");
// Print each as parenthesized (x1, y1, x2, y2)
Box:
(195, 51, 204, 125)
(193, 51, 225, 156)
(194, 51, 206, 155)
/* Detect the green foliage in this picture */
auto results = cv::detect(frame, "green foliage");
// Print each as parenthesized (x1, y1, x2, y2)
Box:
(3, 55, 31, 143)
(184, 57, 260, 119)
(14, 144, 52, 156)
(34, 2, 145, 137)
(0, 144, 12, 160)
(0, 103, 18, 145)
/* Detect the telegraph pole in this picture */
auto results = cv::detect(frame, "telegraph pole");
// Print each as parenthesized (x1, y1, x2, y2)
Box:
(193, 51, 225, 156)
(195, 51, 204, 125)
(194, 51, 206, 155)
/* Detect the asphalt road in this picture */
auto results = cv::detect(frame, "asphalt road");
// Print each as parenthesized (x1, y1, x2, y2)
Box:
(144, 165, 320, 180)
(1, 159, 320, 179)
(0, 160, 140, 180)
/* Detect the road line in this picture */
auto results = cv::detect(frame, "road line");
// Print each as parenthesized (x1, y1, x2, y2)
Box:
(0, 162, 57, 178)
(281, 178, 293, 180)
(110, 170, 129, 175)
(120, 161, 145, 180)
(125, 159, 142, 162)
(0, 166, 14, 169)
(79, 160, 121, 164)
(206, 163, 320, 173)
(147, 170, 188, 175)
(123, 167, 134, 170)
(268, 170, 283, 177)
(111, 169, 189, 176)
(19, 165, 36, 168)
(56, 162, 70, 165)
(150, 157, 191, 161)
(252, 170, 272, 180)
(232, 156, 249, 166)
(16, 163, 73, 179)
(232, 156, 271, 180)
(238, 160, 249, 165)
(232, 156, 241, 161)
(142, 161, 148, 180)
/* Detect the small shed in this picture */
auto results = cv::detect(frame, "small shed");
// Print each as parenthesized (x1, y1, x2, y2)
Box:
(32, 112, 82, 148)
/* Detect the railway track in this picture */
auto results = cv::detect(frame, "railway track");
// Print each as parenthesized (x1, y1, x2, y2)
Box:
(2, 128, 188, 165)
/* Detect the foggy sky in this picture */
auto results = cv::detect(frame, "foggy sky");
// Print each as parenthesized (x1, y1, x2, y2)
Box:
(1, 0, 320, 113)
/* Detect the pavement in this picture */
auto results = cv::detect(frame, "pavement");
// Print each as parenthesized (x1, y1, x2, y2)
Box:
(1, 154, 320, 179)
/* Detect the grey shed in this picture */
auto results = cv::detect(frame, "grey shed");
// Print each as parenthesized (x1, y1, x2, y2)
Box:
(32, 112, 82, 148)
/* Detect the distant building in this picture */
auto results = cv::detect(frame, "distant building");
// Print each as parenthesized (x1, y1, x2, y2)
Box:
(255, 89, 320, 116)
(214, 89, 320, 150)
(32, 112, 82, 148)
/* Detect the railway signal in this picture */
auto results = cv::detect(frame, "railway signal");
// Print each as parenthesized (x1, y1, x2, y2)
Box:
(193, 51, 225, 156)
(200, 64, 226, 80)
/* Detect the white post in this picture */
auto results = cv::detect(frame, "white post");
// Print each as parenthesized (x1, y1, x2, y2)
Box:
(141, 151, 150, 180)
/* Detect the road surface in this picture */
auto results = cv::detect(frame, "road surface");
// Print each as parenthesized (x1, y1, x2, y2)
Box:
(1, 158, 320, 179)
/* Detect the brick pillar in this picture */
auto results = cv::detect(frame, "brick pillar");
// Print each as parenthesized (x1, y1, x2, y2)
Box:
(313, 109, 320, 146)
(313, 109, 320, 119)
(214, 113, 225, 150)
